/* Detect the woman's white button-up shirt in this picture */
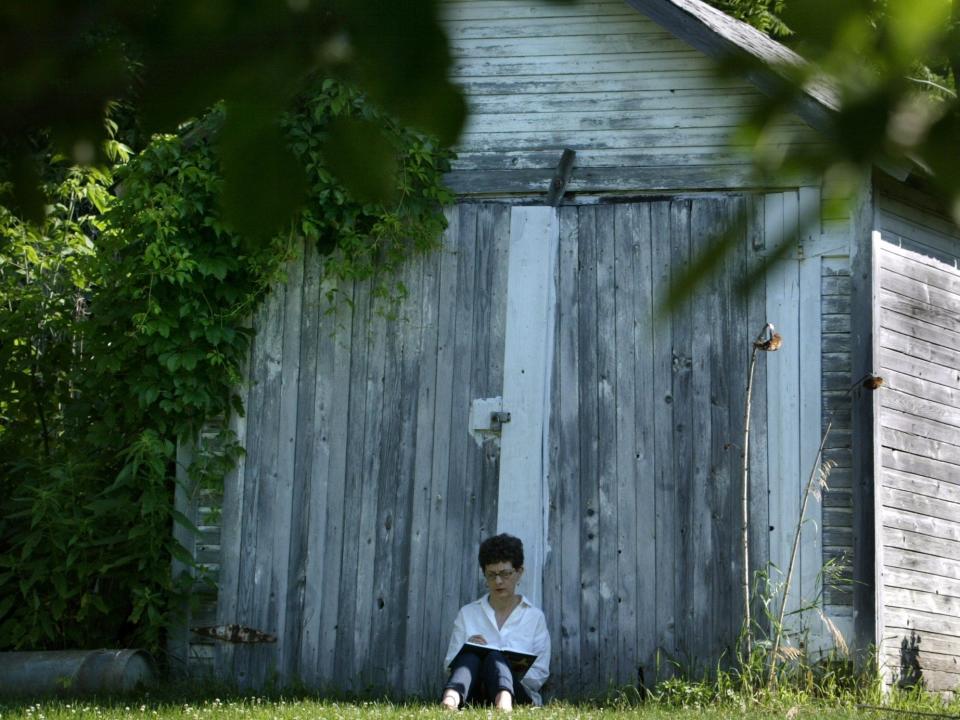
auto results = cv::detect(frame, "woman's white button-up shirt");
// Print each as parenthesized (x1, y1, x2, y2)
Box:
(443, 594, 551, 705)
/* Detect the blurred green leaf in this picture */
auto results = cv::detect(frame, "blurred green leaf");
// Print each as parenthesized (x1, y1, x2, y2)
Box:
(217, 102, 306, 240)
(323, 117, 398, 205)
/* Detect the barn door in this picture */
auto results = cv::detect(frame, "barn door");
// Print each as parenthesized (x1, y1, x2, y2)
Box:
(214, 203, 515, 694)
(538, 194, 828, 697)
(870, 235, 960, 692)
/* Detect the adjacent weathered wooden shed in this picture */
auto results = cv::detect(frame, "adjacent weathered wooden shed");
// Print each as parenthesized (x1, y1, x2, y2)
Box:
(171, 0, 960, 696)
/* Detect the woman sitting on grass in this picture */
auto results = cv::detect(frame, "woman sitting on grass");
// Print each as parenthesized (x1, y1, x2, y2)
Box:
(441, 534, 551, 711)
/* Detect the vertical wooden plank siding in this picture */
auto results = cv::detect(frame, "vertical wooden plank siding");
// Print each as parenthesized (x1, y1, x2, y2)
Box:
(613, 203, 640, 687)
(402, 249, 438, 694)
(689, 200, 716, 663)
(291, 238, 322, 682)
(477, 204, 509, 546)
(331, 275, 370, 689)
(315, 277, 354, 685)
(745, 194, 771, 632)
(670, 199, 695, 664)
(545, 195, 770, 695)
(389, 258, 426, 690)
(352, 282, 387, 687)
(764, 192, 806, 635)
(420, 209, 460, 692)
(444, 202, 476, 651)
(594, 205, 619, 685)
(874, 239, 960, 693)
(298, 266, 337, 684)
(576, 205, 602, 693)
(169, 440, 197, 674)
(213, 203, 508, 694)
(723, 196, 750, 650)
(551, 205, 583, 694)
(233, 279, 285, 687)
(798, 186, 825, 649)
(273, 241, 304, 680)
(651, 200, 679, 678)
(215, 375, 248, 678)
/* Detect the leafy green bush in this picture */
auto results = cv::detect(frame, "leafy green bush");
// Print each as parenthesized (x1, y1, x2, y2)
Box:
(0, 80, 454, 657)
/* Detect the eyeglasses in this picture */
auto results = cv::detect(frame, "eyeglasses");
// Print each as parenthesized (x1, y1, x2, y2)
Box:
(484, 569, 517, 582)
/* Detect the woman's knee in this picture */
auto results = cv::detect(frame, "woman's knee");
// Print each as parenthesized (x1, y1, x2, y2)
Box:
(481, 649, 508, 669)
(480, 650, 515, 691)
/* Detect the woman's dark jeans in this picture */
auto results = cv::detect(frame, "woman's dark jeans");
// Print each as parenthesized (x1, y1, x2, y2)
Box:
(444, 647, 532, 707)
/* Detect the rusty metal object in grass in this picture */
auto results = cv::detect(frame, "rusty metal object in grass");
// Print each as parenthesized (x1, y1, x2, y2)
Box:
(0, 650, 157, 696)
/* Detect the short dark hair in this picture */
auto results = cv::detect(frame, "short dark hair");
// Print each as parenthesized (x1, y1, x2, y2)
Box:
(478, 533, 524, 570)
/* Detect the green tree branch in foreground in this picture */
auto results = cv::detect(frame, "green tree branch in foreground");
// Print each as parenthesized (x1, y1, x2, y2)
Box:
(0, 0, 467, 232)
(0, 80, 454, 655)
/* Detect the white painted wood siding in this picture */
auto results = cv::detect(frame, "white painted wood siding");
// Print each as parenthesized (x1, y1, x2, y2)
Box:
(873, 239, 960, 693)
(498, 207, 560, 611)
(442, 0, 822, 194)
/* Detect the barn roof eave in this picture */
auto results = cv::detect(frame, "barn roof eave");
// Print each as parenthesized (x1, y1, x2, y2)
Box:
(624, 0, 838, 131)
(625, 0, 921, 182)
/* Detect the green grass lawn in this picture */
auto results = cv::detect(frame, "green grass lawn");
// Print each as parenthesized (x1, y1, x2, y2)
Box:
(0, 696, 954, 720)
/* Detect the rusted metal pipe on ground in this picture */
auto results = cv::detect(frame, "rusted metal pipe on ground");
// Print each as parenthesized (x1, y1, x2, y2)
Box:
(0, 650, 157, 696)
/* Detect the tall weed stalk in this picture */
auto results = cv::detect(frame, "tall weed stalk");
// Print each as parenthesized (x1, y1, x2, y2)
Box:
(740, 322, 781, 657)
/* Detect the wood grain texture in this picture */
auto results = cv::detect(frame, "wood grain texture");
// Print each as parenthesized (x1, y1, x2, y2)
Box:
(689, 199, 717, 663)
(766, 191, 806, 634)
(670, 199, 696, 664)
(331, 277, 370, 689)
(576, 205, 602, 693)
(545, 196, 764, 691)
(441, 0, 820, 196)
(446, 202, 477, 644)
(554, 205, 583, 694)
(594, 204, 619, 686)
(403, 250, 440, 694)
(875, 238, 960, 692)
(294, 240, 324, 684)
(273, 243, 304, 681)
(798, 186, 825, 644)
(745, 195, 771, 633)
(316, 277, 354, 685)
(170, 440, 197, 674)
(651, 200, 679, 678)
(619, 202, 653, 683)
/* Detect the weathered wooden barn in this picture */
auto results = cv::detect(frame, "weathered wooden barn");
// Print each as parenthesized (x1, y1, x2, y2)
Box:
(171, 0, 960, 696)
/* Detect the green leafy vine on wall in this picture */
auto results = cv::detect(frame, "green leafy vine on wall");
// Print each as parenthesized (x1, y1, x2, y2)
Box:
(0, 80, 455, 657)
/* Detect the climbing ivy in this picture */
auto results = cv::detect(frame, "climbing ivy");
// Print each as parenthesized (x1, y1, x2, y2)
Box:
(0, 80, 454, 657)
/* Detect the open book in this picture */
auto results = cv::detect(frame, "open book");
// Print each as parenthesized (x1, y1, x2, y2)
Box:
(451, 641, 538, 677)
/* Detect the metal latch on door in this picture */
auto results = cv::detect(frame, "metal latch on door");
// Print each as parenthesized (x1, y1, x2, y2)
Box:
(468, 397, 510, 445)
